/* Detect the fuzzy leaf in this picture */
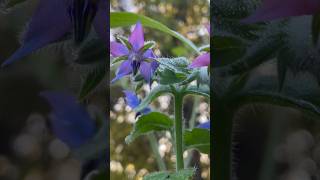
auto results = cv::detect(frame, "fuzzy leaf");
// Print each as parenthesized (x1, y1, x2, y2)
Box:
(125, 112, 173, 144)
(184, 128, 210, 154)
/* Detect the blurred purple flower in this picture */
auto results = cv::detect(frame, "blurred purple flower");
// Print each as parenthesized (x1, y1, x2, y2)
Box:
(2, 0, 107, 67)
(123, 90, 151, 115)
(40, 91, 96, 149)
(197, 121, 210, 130)
(189, 25, 210, 68)
(110, 22, 158, 83)
(242, 0, 320, 23)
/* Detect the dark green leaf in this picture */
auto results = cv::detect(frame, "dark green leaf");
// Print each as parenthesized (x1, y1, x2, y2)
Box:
(212, 36, 246, 67)
(184, 85, 210, 98)
(125, 112, 173, 144)
(140, 41, 156, 52)
(111, 55, 127, 65)
(184, 128, 210, 154)
(79, 67, 106, 100)
(75, 39, 107, 65)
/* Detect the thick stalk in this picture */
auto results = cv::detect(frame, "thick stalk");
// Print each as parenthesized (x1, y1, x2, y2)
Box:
(213, 102, 233, 180)
(174, 93, 184, 171)
(147, 133, 167, 171)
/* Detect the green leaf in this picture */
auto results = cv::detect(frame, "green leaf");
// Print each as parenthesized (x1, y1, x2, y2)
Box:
(143, 169, 195, 180)
(110, 12, 200, 54)
(0, 0, 26, 10)
(134, 85, 172, 112)
(184, 128, 210, 154)
(157, 57, 190, 76)
(125, 112, 173, 144)
(184, 85, 210, 98)
(74, 39, 107, 65)
(79, 67, 106, 100)
(199, 44, 210, 52)
(158, 68, 186, 85)
(312, 13, 320, 45)
(212, 36, 246, 67)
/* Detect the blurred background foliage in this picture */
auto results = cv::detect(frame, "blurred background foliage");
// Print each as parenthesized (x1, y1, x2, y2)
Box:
(110, 0, 210, 179)
(0, 1, 107, 180)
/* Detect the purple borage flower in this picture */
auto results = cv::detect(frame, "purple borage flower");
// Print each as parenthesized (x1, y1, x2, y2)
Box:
(110, 22, 159, 83)
(40, 91, 96, 149)
(242, 0, 320, 23)
(123, 90, 151, 115)
(189, 25, 210, 68)
(2, 0, 107, 67)
(197, 121, 210, 130)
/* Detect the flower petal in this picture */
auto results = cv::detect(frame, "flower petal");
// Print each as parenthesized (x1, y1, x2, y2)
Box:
(93, 0, 108, 43)
(143, 49, 155, 59)
(111, 60, 132, 83)
(197, 121, 210, 129)
(242, 0, 320, 23)
(123, 90, 141, 108)
(40, 91, 96, 149)
(110, 42, 129, 57)
(139, 61, 153, 83)
(129, 21, 144, 51)
(189, 53, 210, 68)
(2, 0, 72, 67)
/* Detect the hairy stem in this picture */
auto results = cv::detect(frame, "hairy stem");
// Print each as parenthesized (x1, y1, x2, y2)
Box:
(147, 133, 167, 171)
(174, 93, 184, 171)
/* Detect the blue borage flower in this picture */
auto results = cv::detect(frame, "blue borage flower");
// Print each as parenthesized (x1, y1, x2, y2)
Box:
(2, 0, 107, 67)
(242, 0, 320, 23)
(110, 22, 159, 83)
(197, 121, 210, 130)
(123, 90, 151, 115)
(40, 91, 96, 149)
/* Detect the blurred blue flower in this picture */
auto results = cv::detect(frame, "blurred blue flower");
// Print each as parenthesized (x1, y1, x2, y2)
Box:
(123, 90, 151, 115)
(40, 91, 96, 149)
(110, 22, 159, 83)
(242, 0, 320, 23)
(2, 0, 107, 67)
(197, 121, 210, 130)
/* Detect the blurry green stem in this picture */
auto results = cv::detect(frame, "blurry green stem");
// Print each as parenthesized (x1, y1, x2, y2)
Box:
(147, 133, 166, 171)
(174, 93, 184, 171)
(185, 97, 201, 167)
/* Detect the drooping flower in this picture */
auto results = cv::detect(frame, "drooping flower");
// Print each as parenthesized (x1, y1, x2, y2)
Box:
(40, 91, 97, 149)
(242, 0, 320, 23)
(197, 121, 210, 130)
(2, 0, 107, 67)
(110, 22, 159, 83)
(189, 25, 210, 68)
(123, 90, 151, 115)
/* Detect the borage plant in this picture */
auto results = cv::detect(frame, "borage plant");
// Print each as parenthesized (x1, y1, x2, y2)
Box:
(110, 13, 210, 179)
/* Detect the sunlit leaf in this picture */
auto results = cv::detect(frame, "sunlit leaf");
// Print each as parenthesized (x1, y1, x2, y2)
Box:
(184, 128, 210, 154)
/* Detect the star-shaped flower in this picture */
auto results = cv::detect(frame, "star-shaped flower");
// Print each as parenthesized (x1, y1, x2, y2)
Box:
(110, 22, 159, 83)
(242, 0, 320, 23)
(2, 0, 107, 67)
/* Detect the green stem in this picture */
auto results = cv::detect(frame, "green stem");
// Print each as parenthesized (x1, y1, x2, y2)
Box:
(147, 133, 167, 171)
(185, 97, 201, 168)
(213, 102, 233, 180)
(174, 93, 184, 171)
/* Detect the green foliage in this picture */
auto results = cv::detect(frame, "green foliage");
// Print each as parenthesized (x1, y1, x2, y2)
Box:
(143, 168, 195, 180)
(79, 66, 106, 100)
(110, 12, 200, 54)
(125, 112, 173, 144)
(184, 128, 210, 154)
